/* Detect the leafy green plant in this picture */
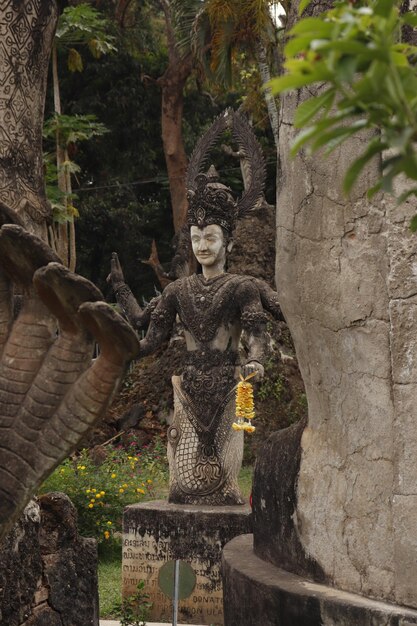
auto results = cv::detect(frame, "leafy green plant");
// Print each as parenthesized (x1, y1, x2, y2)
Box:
(39, 440, 168, 545)
(257, 374, 285, 401)
(270, 0, 417, 213)
(43, 113, 108, 223)
(110, 580, 152, 626)
(56, 3, 116, 70)
(49, 2, 116, 270)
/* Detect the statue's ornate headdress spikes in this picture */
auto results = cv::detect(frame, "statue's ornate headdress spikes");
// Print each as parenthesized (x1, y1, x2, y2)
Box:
(186, 109, 266, 235)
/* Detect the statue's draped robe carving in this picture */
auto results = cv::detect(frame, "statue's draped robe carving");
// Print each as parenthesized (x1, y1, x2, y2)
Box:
(137, 273, 269, 505)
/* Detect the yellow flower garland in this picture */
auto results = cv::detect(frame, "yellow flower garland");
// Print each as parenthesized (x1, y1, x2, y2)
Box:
(232, 373, 256, 434)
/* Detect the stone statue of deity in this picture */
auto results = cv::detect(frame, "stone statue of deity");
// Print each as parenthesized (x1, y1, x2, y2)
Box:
(109, 110, 283, 505)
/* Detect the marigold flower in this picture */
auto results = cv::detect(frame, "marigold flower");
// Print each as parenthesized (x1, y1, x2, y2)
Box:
(111, 473, 117, 479)
(86, 489, 91, 494)
(96, 493, 101, 498)
(136, 488, 145, 494)
(90, 499, 95, 503)
(234, 374, 256, 435)
(107, 521, 112, 526)
(92, 488, 96, 493)
(123, 483, 128, 488)
(147, 479, 152, 484)
(104, 531, 110, 540)
(119, 488, 124, 493)
(88, 503, 94, 509)
(100, 491, 105, 496)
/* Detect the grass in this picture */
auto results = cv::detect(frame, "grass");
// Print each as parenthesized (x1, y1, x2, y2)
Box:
(98, 465, 254, 619)
(99, 544, 123, 618)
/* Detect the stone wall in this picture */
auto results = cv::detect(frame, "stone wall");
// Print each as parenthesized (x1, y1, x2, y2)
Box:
(274, 79, 417, 608)
(0, 493, 99, 626)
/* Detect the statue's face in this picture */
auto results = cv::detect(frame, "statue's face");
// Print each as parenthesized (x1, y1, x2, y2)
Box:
(190, 224, 226, 268)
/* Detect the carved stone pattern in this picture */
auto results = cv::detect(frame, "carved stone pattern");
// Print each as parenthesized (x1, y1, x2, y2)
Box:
(114, 282, 156, 330)
(185, 108, 266, 230)
(114, 283, 133, 315)
(0, 1, 57, 230)
(150, 305, 174, 328)
(181, 350, 238, 433)
(175, 273, 251, 343)
(187, 174, 237, 234)
(240, 310, 269, 334)
(168, 377, 244, 505)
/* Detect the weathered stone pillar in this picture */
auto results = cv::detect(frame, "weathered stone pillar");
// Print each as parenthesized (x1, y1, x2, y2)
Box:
(0, 493, 99, 626)
(0, 1, 58, 238)
(273, 92, 417, 610)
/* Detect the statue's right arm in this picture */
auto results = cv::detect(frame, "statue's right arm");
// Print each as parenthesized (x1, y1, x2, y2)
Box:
(108, 252, 151, 330)
(138, 282, 177, 357)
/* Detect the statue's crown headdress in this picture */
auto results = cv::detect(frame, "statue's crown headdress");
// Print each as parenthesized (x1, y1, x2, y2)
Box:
(186, 109, 266, 235)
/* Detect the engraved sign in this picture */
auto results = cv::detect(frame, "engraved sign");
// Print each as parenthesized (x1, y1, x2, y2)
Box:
(122, 501, 252, 626)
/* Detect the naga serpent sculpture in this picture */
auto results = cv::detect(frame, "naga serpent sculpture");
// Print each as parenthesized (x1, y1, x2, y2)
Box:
(0, 204, 139, 542)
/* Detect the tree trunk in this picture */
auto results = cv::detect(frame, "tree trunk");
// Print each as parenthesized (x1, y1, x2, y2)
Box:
(0, 1, 58, 240)
(273, 0, 417, 609)
(158, 56, 193, 234)
(158, 0, 193, 234)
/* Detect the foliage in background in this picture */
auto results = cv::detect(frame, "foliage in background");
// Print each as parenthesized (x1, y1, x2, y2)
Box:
(47, 0, 277, 295)
(55, 3, 116, 70)
(178, 0, 278, 86)
(43, 113, 108, 222)
(49, 3, 116, 270)
(270, 0, 417, 219)
(39, 438, 168, 545)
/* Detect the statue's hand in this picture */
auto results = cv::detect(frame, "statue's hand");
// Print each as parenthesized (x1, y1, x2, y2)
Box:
(242, 360, 264, 381)
(107, 251, 125, 290)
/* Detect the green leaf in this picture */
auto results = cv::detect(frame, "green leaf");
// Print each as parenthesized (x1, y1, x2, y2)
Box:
(291, 125, 320, 155)
(298, 0, 313, 16)
(291, 18, 334, 38)
(374, 0, 395, 18)
(335, 56, 358, 83)
(410, 214, 417, 232)
(398, 189, 417, 206)
(269, 67, 332, 93)
(367, 181, 383, 199)
(294, 89, 336, 128)
(343, 139, 386, 194)
(403, 12, 417, 28)
(315, 40, 385, 61)
(311, 121, 367, 151)
(285, 35, 316, 58)
(391, 51, 409, 67)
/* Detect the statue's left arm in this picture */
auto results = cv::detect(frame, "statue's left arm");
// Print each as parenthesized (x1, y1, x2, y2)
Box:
(238, 280, 270, 380)
(138, 282, 178, 357)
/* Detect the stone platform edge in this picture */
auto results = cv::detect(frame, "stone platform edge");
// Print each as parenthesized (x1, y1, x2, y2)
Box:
(222, 534, 417, 626)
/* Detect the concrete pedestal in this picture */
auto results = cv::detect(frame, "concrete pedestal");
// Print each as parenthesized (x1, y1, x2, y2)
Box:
(222, 534, 417, 626)
(123, 500, 251, 625)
